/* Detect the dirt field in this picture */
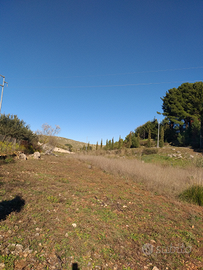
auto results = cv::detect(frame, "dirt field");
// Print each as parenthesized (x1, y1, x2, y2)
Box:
(0, 154, 203, 269)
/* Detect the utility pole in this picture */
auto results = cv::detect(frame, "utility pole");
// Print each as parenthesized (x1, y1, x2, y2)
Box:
(0, 75, 8, 114)
(157, 119, 160, 148)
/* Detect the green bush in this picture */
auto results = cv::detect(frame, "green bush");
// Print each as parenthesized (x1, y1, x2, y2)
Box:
(0, 141, 20, 155)
(65, 143, 73, 151)
(179, 185, 203, 206)
(0, 114, 40, 154)
(0, 114, 37, 143)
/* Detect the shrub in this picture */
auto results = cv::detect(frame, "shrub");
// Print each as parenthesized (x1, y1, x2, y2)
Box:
(0, 114, 37, 143)
(0, 141, 20, 155)
(65, 143, 73, 151)
(0, 114, 39, 154)
(142, 148, 158, 155)
(179, 185, 203, 206)
(131, 136, 140, 148)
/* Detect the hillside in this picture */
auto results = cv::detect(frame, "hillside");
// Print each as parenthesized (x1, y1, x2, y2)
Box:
(38, 135, 95, 151)
(0, 154, 202, 269)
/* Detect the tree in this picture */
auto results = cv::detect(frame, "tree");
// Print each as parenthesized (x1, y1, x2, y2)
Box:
(159, 126, 164, 148)
(0, 114, 37, 143)
(147, 129, 151, 147)
(128, 132, 132, 148)
(161, 82, 203, 147)
(137, 133, 140, 147)
(96, 141, 98, 150)
(105, 139, 108, 150)
(108, 139, 112, 149)
(112, 137, 114, 150)
(36, 123, 61, 146)
(118, 136, 122, 149)
(100, 139, 103, 149)
(135, 119, 158, 140)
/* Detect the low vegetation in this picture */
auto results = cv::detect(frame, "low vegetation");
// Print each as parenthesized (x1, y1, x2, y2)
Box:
(0, 154, 202, 270)
(75, 151, 203, 199)
(179, 185, 203, 206)
(0, 114, 39, 155)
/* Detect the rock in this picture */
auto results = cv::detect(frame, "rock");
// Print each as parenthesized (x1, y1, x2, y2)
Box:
(150, 239, 156, 244)
(45, 148, 54, 155)
(152, 267, 159, 270)
(33, 152, 40, 159)
(15, 244, 23, 252)
(0, 263, 5, 269)
(19, 153, 27, 160)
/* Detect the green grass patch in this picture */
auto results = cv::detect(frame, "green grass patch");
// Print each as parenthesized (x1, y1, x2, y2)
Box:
(47, 195, 60, 203)
(179, 185, 203, 206)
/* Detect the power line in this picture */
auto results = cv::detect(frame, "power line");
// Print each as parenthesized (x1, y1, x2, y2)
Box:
(9, 66, 203, 79)
(19, 79, 203, 89)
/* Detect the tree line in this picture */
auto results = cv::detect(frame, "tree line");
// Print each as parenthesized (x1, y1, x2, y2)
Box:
(92, 81, 203, 150)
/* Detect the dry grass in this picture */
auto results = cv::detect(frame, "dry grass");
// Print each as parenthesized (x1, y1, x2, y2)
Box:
(74, 154, 203, 197)
(0, 155, 203, 269)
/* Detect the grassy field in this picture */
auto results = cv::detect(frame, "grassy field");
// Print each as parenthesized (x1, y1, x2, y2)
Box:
(0, 151, 203, 269)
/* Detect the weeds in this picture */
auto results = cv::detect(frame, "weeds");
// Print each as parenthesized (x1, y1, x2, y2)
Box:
(47, 195, 60, 203)
(75, 154, 203, 197)
(0, 154, 202, 269)
(179, 185, 203, 206)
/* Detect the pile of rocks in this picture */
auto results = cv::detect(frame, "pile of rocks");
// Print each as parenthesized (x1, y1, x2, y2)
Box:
(17, 151, 41, 160)
(168, 153, 183, 159)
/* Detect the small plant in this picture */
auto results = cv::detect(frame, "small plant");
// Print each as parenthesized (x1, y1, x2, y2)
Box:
(193, 157, 203, 168)
(179, 185, 203, 206)
(47, 195, 59, 203)
(5, 156, 15, 163)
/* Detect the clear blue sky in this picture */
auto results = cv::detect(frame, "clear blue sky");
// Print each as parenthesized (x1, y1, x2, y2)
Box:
(1, 0, 203, 144)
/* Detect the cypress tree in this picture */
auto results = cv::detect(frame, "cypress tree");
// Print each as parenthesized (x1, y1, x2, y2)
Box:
(108, 139, 112, 149)
(106, 139, 108, 150)
(100, 139, 103, 149)
(137, 133, 140, 147)
(160, 126, 164, 147)
(96, 141, 98, 150)
(118, 135, 121, 149)
(129, 132, 132, 148)
(112, 137, 114, 150)
(147, 129, 151, 147)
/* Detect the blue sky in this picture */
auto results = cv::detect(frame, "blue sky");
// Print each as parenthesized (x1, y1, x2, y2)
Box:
(1, 0, 203, 144)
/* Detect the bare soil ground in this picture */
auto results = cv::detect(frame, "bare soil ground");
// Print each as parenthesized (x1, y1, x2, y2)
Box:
(0, 154, 203, 270)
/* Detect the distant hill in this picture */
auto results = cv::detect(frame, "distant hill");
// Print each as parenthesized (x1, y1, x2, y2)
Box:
(38, 135, 94, 151)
